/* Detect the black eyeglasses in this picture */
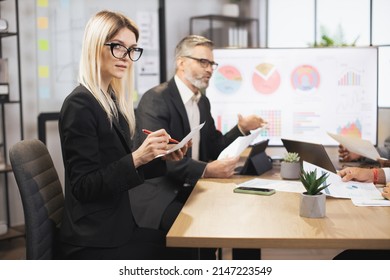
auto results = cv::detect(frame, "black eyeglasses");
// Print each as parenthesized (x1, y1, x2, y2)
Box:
(183, 56, 218, 70)
(104, 43, 143, 62)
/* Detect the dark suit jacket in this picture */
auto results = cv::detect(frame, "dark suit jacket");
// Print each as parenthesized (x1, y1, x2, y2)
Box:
(59, 84, 165, 248)
(130, 78, 243, 228)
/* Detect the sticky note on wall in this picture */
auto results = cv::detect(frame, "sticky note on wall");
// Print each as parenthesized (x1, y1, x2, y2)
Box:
(38, 65, 49, 78)
(37, 17, 48, 29)
(37, 0, 49, 7)
(39, 86, 50, 99)
(38, 39, 49, 51)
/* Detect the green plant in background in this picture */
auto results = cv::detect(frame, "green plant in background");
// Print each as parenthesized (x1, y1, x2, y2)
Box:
(311, 24, 360, 47)
(299, 168, 330, 195)
(283, 152, 300, 163)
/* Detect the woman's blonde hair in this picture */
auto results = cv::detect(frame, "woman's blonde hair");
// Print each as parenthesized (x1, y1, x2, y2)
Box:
(78, 10, 139, 136)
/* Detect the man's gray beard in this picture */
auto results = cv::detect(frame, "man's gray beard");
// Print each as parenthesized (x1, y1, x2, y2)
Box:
(184, 71, 208, 90)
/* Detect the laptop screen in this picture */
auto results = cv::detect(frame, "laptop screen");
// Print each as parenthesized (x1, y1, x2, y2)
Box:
(281, 138, 337, 173)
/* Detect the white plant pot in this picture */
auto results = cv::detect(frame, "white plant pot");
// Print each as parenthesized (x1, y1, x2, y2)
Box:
(280, 161, 301, 180)
(299, 192, 326, 218)
(222, 3, 240, 17)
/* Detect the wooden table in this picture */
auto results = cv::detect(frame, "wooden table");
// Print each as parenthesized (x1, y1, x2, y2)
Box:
(167, 168, 390, 250)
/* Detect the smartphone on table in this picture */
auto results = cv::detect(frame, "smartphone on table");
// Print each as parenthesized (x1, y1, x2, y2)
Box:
(233, 186, 276, 196)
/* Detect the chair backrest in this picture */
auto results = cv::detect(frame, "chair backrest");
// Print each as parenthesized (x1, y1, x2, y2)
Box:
(9, 139, 64, 260)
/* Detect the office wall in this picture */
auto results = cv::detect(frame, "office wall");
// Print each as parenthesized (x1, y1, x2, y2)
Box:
(165, 0, 232, 78)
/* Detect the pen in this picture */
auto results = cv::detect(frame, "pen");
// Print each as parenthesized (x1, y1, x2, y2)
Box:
(142, 129, 180, 144)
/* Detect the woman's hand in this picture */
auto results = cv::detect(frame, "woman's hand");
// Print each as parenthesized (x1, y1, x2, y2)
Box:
(338, 144, 362, 162)
(338, 167, 373, 182)
(162, 143, 186, 161)
(132, 129, 171, 168)
(383, 184, 390, 200)
(163, 139, 192, 161)
(338, 167, 385, 185)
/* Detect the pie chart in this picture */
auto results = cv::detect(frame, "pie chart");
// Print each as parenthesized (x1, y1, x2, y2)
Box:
(252, 63, 281, 94)
(291, 65, 320, 91)
(213, 65, 242, 94)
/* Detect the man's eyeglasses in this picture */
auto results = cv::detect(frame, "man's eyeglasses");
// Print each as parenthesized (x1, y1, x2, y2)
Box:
(104, 43, 143, 62)
(184, 56, 218, 70)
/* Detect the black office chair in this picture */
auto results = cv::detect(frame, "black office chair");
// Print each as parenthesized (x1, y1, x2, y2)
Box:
(9, 139, 64, 260)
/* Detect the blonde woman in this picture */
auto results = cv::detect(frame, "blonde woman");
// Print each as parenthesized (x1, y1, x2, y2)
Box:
(58, 10, 188, 260)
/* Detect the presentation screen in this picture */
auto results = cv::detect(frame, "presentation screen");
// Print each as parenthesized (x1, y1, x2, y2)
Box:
(378, 46, 390, 108)
(207, 47, 378, 146)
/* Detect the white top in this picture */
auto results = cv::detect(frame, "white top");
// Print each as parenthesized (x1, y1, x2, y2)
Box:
(174, 75, 200, 160)
(384, 168, 390, 183)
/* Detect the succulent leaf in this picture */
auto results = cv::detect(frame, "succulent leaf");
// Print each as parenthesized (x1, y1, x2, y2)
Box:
(283, 152, 300, 162)
(299, 168, 330, 195)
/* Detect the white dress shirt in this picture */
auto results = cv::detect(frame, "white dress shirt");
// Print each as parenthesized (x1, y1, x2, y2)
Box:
(174, 75, 201, 160)
(384, 168, 390, 183)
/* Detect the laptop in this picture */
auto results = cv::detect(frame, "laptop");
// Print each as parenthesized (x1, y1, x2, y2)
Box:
(281, 138, 338, 173)
(235, 139, 272, 175)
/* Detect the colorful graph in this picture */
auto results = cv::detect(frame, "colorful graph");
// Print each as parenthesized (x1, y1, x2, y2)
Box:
(291, 65, 320, 91)
(252, 63, 281, 94)
(337, 119, 362, 138)
(293, 112, 320, 134)
(214, 110, 281, 137)
(215, 114, 239, 134)
(338, 71, 361, 86)
(213, 65, 242, 94)
(257, 110, 282, 137)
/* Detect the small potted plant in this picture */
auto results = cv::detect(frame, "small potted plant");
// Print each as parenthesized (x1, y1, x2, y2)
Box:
(299, 168, 329, 218)
(280, 152, 300, 179)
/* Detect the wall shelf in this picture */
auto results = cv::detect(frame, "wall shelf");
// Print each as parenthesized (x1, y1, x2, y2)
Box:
(0, 0, 24, 240)
(190, 14, 259, 48)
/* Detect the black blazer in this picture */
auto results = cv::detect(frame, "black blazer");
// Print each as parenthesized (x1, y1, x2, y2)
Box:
(130, 78, 242, 228)
(59, 85, 165, 247)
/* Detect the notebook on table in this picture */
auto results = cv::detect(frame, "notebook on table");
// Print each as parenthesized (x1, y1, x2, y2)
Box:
(281, 138, 337, 173)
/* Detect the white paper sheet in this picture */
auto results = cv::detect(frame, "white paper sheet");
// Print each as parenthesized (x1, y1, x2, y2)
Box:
(217, 128, 263, 159)
(327, 132, 383, 161)
(156, 122, 205, 157)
